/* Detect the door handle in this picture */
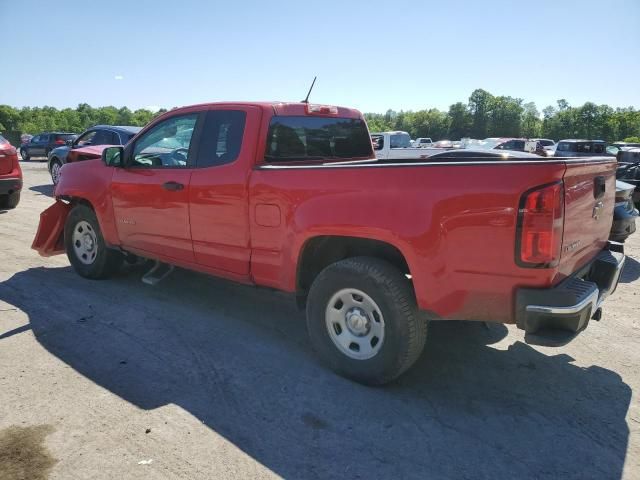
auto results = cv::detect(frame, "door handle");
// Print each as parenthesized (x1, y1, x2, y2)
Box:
(162, 181, 184, 191)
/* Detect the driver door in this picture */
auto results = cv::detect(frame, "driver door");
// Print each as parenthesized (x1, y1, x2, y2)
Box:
(110, 112, 201, 263)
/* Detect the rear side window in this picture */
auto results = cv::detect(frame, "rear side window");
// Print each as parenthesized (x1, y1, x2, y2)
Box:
(196, 110, 246, 167)
(265, 116, 373, 162)
(119, 131, 137, 145)
(91, 130, 113, 145)
(556, 142, 575, 152)
(576, 143, 592, 153)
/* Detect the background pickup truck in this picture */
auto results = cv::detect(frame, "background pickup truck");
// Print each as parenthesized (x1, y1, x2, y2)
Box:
(371, 131, 438, 160)
(32, 101, 625, 385)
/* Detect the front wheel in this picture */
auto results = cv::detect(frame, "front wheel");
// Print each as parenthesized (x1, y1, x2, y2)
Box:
(64, 204, 123, 279)
(306, 257, 428, 385)
(20, 149, 29, 161)
(50, 158, 63, 184)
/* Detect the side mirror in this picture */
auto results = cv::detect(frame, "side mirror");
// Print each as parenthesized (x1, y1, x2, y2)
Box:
(102, 146, 124, 167)
(65, 139, 74, 146)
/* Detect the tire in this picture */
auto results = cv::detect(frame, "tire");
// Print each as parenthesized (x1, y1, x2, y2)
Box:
(0, 192, 20, 209)
(50, 158, 63, 185)
(306, 257, 428, 385)
(64, 204, 123, 279)
(20, 148, 29, 161)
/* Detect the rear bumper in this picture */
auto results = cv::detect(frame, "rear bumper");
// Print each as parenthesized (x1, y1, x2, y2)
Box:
(515, 243, 625, 334)
(0, 177, 22, 195)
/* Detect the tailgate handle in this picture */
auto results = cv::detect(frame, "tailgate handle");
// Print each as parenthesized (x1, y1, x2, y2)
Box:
(593, 176, 606, 199)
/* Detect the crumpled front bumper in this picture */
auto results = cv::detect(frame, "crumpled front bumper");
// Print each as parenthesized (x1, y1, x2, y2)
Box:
(31, 200, 71, 257)
(515, 243, 626, 335)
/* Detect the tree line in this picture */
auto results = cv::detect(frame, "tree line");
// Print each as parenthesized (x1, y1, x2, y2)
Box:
(1, 89, 639, 145)
(0, 103, 165, 144)
(365, 89, 640, 143)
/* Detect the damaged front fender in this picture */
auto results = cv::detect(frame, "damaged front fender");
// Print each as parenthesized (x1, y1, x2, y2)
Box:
(31, 200, 71, 257)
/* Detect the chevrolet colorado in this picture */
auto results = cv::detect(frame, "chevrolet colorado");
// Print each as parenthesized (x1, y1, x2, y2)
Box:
(32, 101, 625, 384)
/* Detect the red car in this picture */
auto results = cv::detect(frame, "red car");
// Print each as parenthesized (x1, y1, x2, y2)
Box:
(0, 135, 22, 209)
(32, 101, 625, 384)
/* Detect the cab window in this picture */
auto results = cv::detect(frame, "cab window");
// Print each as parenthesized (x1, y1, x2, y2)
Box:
(195, 110, 246, 167)
(131, 114, 198, 168)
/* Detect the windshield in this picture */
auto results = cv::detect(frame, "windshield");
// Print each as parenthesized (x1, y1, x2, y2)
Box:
(265, 116, 373, 162)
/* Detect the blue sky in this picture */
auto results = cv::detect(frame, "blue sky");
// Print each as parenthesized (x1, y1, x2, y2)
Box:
(1, 0, 639, 113)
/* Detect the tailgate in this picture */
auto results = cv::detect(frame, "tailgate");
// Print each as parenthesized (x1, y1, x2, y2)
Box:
(558, 158, 617, 278)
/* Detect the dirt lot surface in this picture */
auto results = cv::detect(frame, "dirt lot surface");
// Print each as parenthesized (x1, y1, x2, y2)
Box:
(1, 160, 639, 479)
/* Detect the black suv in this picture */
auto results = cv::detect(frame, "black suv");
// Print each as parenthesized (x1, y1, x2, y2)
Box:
(47, 125, 141, 184)
(20, 132, 77, 161)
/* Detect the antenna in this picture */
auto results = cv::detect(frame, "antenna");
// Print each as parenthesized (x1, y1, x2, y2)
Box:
(301, 76, 317, 104)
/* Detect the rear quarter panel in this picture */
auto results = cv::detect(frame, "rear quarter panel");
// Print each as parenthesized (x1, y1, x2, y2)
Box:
(249, 161, 569, 323)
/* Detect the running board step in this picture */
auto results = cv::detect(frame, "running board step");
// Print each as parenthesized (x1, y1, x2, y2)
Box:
(142, 261, 174, 286)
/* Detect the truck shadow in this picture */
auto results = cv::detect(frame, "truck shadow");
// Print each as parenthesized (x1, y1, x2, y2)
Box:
(0, 266, 632, 479)
(29, 184, 54, 198)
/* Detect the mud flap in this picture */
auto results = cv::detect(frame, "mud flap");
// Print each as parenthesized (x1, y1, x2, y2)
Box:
(31, 201, 71, 257)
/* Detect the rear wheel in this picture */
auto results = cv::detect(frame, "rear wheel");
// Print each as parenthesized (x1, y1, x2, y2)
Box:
(50, 158, 63, 184)
(20, 149, 29, 161)
(0, 192, 20, 209)
(64, 204, 123, 279)
(306, 257, 427, 385)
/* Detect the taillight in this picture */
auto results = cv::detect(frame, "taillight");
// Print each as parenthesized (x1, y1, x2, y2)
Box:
(306, 104, 338, 115)
(516, 182, 564, 267)
(55, 139, 65, 145)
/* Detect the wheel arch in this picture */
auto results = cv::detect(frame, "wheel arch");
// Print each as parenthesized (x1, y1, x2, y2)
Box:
(295, 235, 413, 302)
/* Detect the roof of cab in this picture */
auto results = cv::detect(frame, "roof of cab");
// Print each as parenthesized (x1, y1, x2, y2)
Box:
(162, 102, 364, 119)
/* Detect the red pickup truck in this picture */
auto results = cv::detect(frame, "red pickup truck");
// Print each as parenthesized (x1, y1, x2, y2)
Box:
(32, 101, 625, 384)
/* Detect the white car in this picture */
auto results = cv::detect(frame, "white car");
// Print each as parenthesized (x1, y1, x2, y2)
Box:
(414, 137, 433, 148)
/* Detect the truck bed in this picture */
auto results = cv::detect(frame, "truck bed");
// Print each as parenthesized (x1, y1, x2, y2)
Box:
(250, 156, 616, 323)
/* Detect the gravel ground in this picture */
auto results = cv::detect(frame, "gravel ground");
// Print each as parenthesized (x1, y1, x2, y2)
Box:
(0, 160, 639, 480)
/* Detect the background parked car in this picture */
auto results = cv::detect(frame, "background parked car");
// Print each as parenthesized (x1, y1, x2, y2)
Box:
(474, 138, 546, 156)
(553, 139, 611, 157)
(532, 138, 556, 155)
(414, 137, 433, 148)
(611, 180, 638, 242)
(611, 141, 640, 149)
(0, 135, 22, 209)
(20, 132, 77, 161)
(48, 125, 141, 184)
(617, 147, 640, 206)
(432, 140, 454, 149)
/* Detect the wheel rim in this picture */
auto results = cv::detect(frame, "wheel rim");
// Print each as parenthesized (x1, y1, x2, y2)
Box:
(21, 150, 27, 160)
(51, 162, 61, 183)
(325, 288, 385, 360)
(72, 220, 98, 265)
